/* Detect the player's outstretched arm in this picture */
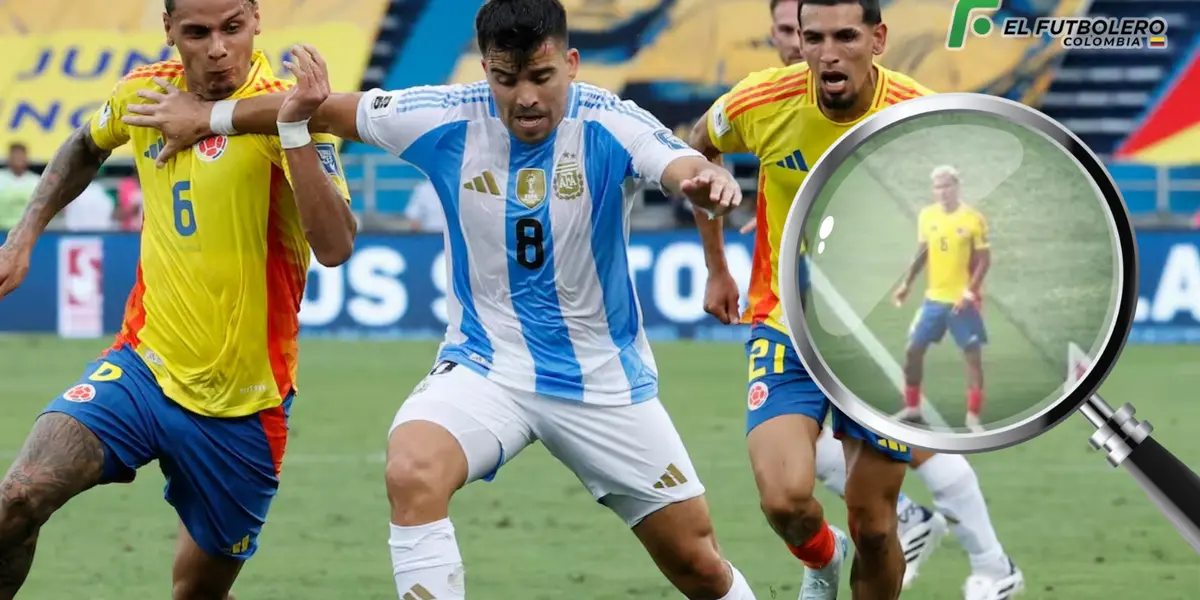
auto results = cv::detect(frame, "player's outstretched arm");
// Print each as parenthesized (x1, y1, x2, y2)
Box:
(122, 79, 364, 168)
(663, 157, 742, 217)
(0, 126, 110, 297)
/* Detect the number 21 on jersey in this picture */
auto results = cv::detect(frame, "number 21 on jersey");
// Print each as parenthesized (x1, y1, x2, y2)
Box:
(173, 181, 197, 237)
(748, 338, 785, 380)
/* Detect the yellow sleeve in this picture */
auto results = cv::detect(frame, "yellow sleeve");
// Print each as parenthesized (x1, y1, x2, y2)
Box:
(706, 69, 781, 155)
(973, 212, 990, 250)
(88, 80, 133, 151)
(269, 134, 352, 202)
(917, 211, 929, 243)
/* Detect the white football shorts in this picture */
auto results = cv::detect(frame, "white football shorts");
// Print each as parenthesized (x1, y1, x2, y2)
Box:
(390, 361, 706, 527)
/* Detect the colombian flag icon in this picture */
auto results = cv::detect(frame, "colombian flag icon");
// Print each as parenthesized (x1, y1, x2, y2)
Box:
(1149, 37, 1167, 48)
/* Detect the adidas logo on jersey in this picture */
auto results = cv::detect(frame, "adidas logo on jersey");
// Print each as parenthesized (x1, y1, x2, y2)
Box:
(144, 138, 165, 160)
(462, 170, 500, 196)
(400, 584, 437, 599)
(775, 150, 809, 172)
(652, 464, 689, 489)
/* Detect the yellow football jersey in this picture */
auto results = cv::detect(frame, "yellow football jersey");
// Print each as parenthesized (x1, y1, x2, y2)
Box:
(88, 51, 351, 418)
(918, 203, 989, 303)
(706, 63, 934, 332)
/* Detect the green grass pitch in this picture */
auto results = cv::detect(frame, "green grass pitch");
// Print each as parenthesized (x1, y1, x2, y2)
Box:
(1, 336, 1197, 599)
(803, 112, 1119, 430)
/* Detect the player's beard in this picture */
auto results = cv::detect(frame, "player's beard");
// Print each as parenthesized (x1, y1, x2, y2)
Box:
(820, 89, 858, 111)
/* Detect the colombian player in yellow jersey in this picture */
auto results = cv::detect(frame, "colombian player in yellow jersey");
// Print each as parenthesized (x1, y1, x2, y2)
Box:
(692, 3, 1025, 598)
(689, 0, 930, 597)
(0, 0, 355, 597)
(893, 165, 992, 431)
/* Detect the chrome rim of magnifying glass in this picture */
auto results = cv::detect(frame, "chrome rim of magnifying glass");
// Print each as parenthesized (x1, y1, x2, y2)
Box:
(777, 92, 1139, 454)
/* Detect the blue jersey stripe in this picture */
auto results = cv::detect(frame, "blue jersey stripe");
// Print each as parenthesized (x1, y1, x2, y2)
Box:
(505, 132, 585, 399)
(401, 122, 494, 370)
(583, 122, 656, 402)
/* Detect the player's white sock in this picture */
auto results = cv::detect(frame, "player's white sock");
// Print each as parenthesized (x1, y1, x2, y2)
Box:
(813, 427, 847, 497)
(717, 561, 756, 599)
(914, 454, 1009, 577)
(389, 519, 466, 600)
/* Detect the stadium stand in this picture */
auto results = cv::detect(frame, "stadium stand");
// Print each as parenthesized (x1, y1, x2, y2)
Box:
(1, 0, 1198, 224)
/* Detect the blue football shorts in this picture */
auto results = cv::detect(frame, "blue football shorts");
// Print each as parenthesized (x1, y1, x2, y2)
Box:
(744, 325, 912, 462)
(908, 299, 988, 350)
(42, 344, 291, 560)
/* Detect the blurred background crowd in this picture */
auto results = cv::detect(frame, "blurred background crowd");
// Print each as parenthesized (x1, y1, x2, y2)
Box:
(2, 0, 1197, 235)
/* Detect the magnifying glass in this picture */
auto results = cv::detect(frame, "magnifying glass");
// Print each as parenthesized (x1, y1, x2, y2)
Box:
(777, 92, 1200, 554)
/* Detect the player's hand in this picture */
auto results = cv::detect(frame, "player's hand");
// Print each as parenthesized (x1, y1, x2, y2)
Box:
(739, 216, 757, 234)
(953, 290, 978, 314)
(122, 78, 209, 168)
(680, 167, 741, 217)
(0, 243, 32, 301)
(892, 282, 909, 307)
(704, 270, 742, 325)
(279, 44, 331, 124)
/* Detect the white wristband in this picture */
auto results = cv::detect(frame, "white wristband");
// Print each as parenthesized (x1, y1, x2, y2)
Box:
(963, 289, 977, 301)
(277, 120, 312, 149)
(210, 99, 239, 135)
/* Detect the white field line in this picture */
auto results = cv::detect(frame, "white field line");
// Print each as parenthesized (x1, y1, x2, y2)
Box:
(808, 263, 950, 429)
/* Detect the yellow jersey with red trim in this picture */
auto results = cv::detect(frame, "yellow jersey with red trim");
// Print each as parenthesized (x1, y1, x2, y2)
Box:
(918, 203, 989, 303)
(706, 63, 934, 333)
(88, 50, 351, 418)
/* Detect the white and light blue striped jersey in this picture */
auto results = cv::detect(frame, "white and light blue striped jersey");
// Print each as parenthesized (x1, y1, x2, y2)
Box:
(356, 81, 703, 406)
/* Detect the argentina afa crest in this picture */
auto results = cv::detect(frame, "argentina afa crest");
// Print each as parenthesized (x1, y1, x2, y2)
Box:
(516, 168, 548, 208)
(553, 153, 583, 200)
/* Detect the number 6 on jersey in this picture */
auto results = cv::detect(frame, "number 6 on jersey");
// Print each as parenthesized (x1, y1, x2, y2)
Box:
(173, 181, 197, 237)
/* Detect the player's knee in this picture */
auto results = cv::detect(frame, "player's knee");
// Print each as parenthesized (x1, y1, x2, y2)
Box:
(384, 427, 464, 518)
(845, 501, 897, 558)
(0, 474, 54, 541)
(758, 481, 821, 537)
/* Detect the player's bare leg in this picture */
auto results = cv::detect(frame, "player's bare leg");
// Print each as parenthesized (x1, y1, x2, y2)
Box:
(908, 451, 1025, 599)
(171, 522, 242, 600)
(384, 421, 470, 600)
(842, 438, 906, 600)
(897, 343, 930, 423)
(748, 415, 847, 599)
(0, 413, 104, 600)
(814, 429, 947, 589)
(962, 347, 985, 432)
(632, 496, 756, 599)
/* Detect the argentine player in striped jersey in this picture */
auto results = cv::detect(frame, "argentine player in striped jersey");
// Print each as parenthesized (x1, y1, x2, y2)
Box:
(123, 0, 758, 598)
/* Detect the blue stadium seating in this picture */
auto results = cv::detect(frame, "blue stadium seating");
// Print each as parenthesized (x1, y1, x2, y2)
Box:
(352, 0, 1199, 219)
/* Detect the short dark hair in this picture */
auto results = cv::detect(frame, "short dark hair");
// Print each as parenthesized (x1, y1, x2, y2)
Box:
(8, 142, 26, 154)
(165, 0, 257, 16)
(475, 0, 569, 67)
(797, 0, 882, 25)
(769, 0, 796, 14)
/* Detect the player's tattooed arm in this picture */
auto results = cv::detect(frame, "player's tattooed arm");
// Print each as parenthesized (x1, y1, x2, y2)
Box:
(2, 126, 110, 252)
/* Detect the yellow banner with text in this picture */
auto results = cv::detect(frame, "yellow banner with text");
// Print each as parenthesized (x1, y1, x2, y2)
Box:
(0, 26, 372, 163)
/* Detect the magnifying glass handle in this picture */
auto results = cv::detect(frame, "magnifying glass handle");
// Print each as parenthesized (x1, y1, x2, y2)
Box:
(1081, 396, 1200, 555)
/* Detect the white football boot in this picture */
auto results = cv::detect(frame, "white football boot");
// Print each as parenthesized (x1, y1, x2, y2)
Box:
(798, 525, 850, 600)
(963, 558, 1026, 600)
(900, 504, 950, 589)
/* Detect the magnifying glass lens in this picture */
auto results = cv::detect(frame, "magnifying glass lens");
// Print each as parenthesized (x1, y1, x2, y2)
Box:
(800, 111, 1121, 434)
